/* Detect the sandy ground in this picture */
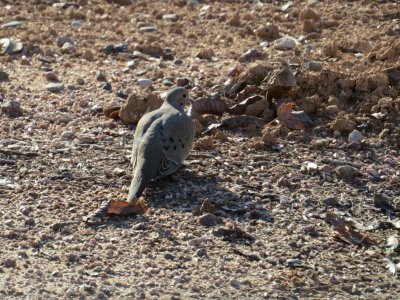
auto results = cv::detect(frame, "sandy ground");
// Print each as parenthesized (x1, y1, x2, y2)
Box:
(0, 0, 399, 299)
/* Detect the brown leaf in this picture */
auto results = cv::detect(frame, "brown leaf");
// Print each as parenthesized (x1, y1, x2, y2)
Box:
(334, 222, 377, 246)
(277, 102, 313, 130)
(106, 199, 148, 216)
(228, 95, 262, 115)
(190, 94, 228, 117)
(103, 104, 121, 119)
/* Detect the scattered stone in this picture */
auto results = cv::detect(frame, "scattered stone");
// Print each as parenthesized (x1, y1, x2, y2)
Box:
(1, 100, 23, 117)
(300, 8, 320, 21)
(139, 26, 157, 33)
(1, 21, 23, 28)
(173, 58, 183, 65)
(164, 252, 176, 260)
(44, 71, 59, 82)
(2, 258, 17, 268)
(61, 131, 75, 140)
(323, 197, 338, 207)
(255, 24, 280, 40)
(71, 20, 82, 28)
(76, 78, 85, 85)
(46, 83, 64, 93)
(163, 14, 178, 21)
(274, 36, 297, 50)
(0, 38, 23, 54)
(330, 114, 356, 133)
(96, 71, 107, 81)
(114, 43, 128, 52)
(196, 48, 215, 60)
(348, 130, 363, 143)
(102, 82, 112, 91)
(307, 61, 322, 72)
(198, 213, 221, 226)
(238, 48, 263, 63)
(127, 60, 136, 69)
(302, 19, 317, 33)
(336, 165, 358, 181)
(82, 50, 94, 61)
(119, 92, 162, 124)
(176, 77, 190, 87)
(62, 42, 76, 54)
(116, 90, 129, 99)
(138, 78, 153, 88)
(163, 79, 174, 86)
(196, 248, 208, 257)
(326, 105, 340, 115)
(56, 36, 73, 47)
(194, 136, 213, 148)
(0, 70, 9, 81)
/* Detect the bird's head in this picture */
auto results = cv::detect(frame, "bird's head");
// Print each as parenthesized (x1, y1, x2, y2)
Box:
(164, 87, 192, 111)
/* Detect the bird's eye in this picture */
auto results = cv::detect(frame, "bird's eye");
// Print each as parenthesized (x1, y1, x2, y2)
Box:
(182, 94, 187, 98)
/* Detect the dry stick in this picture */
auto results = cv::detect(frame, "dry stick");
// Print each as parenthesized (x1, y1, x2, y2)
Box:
(321, 158, 361, 169)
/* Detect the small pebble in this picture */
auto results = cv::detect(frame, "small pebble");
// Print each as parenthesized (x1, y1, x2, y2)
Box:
(138, 78, 153, 88)
(173, 58, 183, 65)
(116, 90, 128, 99)
(56, 36, 73, 47)
(76, 78, 85, 85)
(96, 71, 106, 81)
(44, 71, 58, 82)
(102, 82, 112, 91)
(127, 60, 136, 69)
(46, 83, 64, 93)
(176, 77, 190, 87)
(71, 20, 81, 28)
(139, 26, 157, 33)
(198, 213, 220, 226)
(274, 36, 297, 50)
(348, 130, 363, 143)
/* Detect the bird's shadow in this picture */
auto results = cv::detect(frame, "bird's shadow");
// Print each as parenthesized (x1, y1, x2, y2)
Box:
(88, 167, 274, 231)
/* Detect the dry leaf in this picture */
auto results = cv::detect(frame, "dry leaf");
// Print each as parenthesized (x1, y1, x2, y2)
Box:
(106, 199, 148, 216)
(228, 95, 262, 115)
(277, 102, 313, 130)
(335, 222, 377, 246)
(103, 103, 121, 119)
(190, 94, 228, 116)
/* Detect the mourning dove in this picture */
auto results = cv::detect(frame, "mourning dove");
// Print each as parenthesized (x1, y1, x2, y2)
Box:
(127, 87, 194, 203)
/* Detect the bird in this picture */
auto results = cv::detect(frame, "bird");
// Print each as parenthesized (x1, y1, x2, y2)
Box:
(127, 87, 194, 203)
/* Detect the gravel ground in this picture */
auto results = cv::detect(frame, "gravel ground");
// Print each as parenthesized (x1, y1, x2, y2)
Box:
(0, 0, 399, 299)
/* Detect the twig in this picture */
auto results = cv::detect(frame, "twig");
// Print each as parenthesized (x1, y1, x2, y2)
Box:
(321, 158, 361, 169)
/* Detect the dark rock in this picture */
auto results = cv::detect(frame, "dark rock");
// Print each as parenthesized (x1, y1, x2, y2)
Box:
(173, 58, 183, 65)
(176, 77, 190, 87)
(116, 90, 129, 99)
(102, 82, 112, 91)
(0, 70, 9, 81)
(198, 213, 221, 226)
(1, 100, 23, 117)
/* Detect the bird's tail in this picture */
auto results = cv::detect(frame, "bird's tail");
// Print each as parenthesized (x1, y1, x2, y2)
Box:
(126, 173, 149, 203)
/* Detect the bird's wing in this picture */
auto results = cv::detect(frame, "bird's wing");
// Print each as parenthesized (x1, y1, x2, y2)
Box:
(159, 112, 194, 162)
(131, 109, 166, 166)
